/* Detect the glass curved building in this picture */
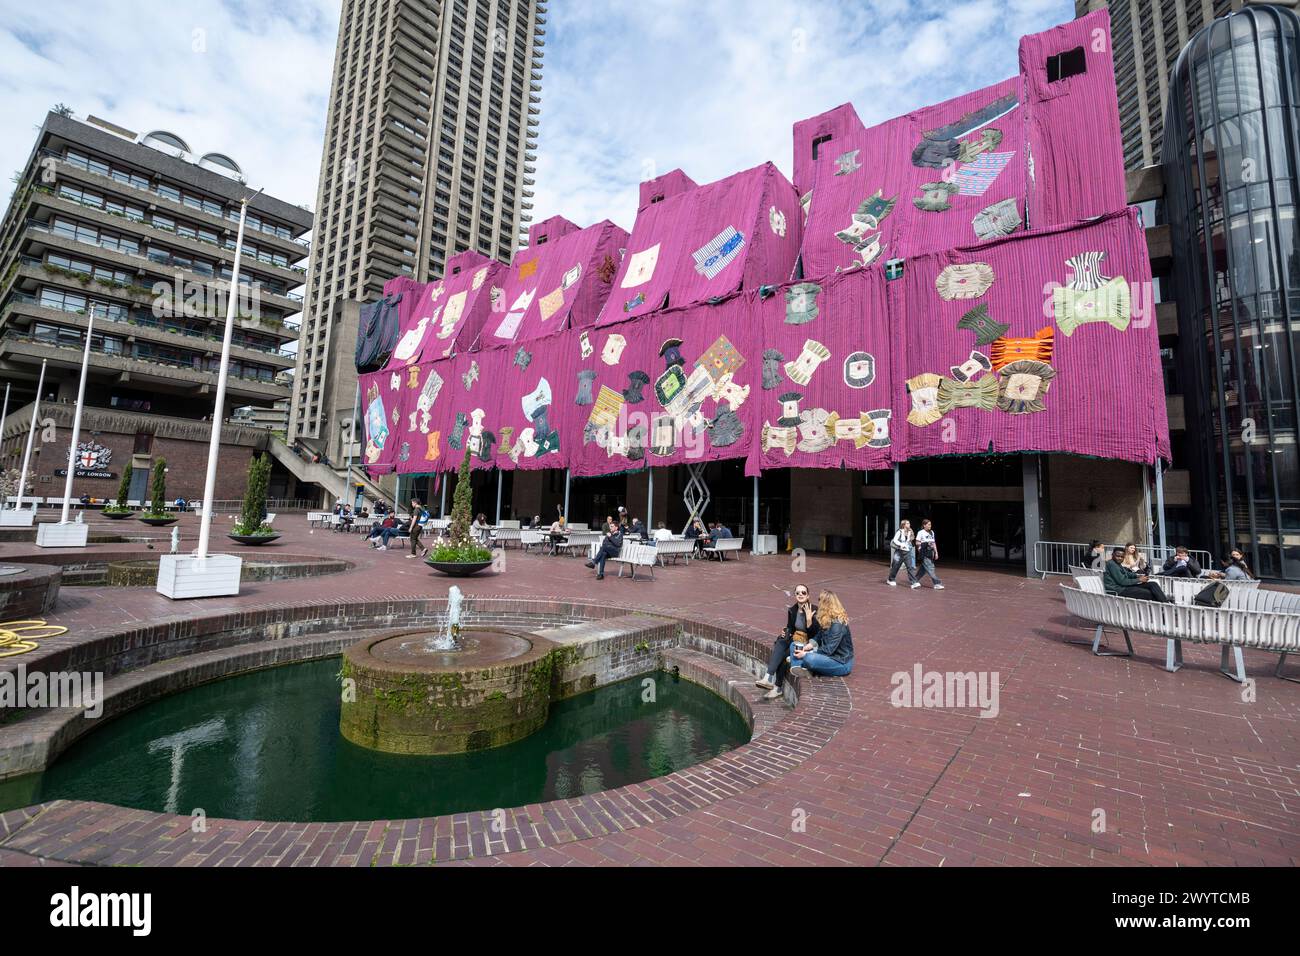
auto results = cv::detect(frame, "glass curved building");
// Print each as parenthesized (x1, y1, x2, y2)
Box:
(1163, 3, 1300, 579)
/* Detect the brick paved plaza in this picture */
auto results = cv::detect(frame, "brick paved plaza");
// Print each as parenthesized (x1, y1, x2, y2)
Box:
(0, 514, 1296, 867)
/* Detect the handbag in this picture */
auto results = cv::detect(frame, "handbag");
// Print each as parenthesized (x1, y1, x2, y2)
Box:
(1193, 582, 1229, 608)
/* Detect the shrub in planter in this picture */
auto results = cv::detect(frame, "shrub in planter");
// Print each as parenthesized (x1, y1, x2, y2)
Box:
(427, 448, 491, 569)
(231, 452, 276, 538)
(103, 462, 134, 516)
(137, 458, 176, 524)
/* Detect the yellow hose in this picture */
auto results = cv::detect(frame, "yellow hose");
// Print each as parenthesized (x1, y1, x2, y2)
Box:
(0, 620, 68, 658)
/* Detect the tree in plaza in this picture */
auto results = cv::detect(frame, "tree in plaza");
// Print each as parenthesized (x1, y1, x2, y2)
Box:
(234, 453, 272, 535)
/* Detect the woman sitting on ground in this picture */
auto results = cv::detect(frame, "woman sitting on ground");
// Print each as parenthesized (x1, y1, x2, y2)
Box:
(756, 584, 819, 699)
(788, 590, 854, 678)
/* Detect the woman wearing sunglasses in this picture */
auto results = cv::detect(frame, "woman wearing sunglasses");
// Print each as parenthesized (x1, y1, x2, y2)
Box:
(756, 584, 819, 701)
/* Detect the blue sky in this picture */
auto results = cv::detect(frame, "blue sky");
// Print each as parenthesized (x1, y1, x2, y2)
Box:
(0, 0, 1070, 241)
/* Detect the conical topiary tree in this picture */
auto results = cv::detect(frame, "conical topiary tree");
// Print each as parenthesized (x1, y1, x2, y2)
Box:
(235, 453, 271, 535)
(147, 458, 167, 516)
(429, 448, 491, 564)
(107, 462, 133, 512)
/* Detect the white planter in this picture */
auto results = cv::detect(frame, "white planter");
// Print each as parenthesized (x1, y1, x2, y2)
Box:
(752, 534, 779, 555)
(156, 553, 243, 599)
(0, 510, 35, 527)
(35, 522, 89, 548)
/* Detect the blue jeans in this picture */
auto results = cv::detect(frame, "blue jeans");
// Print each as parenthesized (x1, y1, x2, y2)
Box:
(888, 550, 917, 583)
(789, 651, 852, 677)
(918, 555, 942, 585)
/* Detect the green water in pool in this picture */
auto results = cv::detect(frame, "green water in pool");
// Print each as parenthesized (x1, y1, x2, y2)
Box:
(0, 659, 751, 822)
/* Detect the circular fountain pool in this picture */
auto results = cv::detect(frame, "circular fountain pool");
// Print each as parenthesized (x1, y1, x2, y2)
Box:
(0, 659, 751, 822)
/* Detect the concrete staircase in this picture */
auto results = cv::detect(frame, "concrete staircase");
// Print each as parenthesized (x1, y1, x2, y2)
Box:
(266, 435, 387, 504)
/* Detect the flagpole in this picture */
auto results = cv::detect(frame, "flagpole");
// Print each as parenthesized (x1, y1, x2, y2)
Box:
(59, 306, 96, 525)
(14, 360, 46, 514)
(0, 383, 10, 460)
(196, 189, 261, 560)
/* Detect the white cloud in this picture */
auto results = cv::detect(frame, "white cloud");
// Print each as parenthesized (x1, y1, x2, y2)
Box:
(0, 0, 1072, 254)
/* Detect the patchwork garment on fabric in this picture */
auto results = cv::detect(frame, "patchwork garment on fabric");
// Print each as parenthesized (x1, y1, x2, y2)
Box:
(972, 198, 1021, 240)
(905, 373, 944, 426)
(937, 375, 999, 412)
(843, 351, 875, 388)
(693, 226, 746, 279)
(996, 359, 1056, 413)
(363, 380, 391, 464)
(784, 339, 831, 386)
(934, 263, 994, 300)
(955, 304, 1009, 345)
(785, 283, 821, 324)
(696, 334, 745, 382)
(1052, 251, 1131, 336)
(952, 151, 1015, 196)
(949, 350, 992, 382)
(989, 327, 1054, 372)
(622, 244, 660, 288)
(914, 182, 959, 212)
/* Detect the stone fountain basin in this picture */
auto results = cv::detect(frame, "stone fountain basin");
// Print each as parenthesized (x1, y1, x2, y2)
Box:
(339, 627, 562, 756)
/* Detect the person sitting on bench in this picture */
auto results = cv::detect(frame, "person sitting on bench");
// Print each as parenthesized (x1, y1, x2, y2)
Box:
(1103, 547, 1171, 602)
(1160, 546, 1203, 578)
(586, 522, 624, 580)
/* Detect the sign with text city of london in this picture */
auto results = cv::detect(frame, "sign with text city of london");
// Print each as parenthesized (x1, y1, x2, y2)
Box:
(56, 441, 115, 479)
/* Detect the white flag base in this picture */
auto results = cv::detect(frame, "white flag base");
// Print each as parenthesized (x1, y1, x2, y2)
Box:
(752, 534, 779, 555)
(0, 510, 35, 527)
(156, 553, 242, 599)
(36, 522, 89, 548)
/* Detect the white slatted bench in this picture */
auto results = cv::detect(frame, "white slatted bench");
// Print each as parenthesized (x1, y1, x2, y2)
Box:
(608, 541, 657, 580)
(307, 512, 330, 528)
(520, 529, 546, 553)
(702, 538, 743, 561)
(1060, 583, 1300, 682)
(555, 532, 601, 557)
(653, 539, 695, 565)
(493, 527, 522, 548)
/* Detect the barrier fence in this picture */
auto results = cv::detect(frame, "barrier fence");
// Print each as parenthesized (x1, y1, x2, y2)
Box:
(1033, 540, 1214, 579)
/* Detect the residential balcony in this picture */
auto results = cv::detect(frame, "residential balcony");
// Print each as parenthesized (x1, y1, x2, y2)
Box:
(1, 295, 296, 369)
(28, 188, 306, 287)
(14, 224, 303, 335)
(0, 331, 288, 403)
(33, 151, 310, 254)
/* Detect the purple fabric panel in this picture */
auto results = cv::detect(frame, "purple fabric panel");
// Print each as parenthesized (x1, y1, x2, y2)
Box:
(599, 163, 791, 323)
(488, 336, 571, 473)
(388, 355, 451, 474)
(1020, 9, 1127, 227)
(527, 215, 580, 246)
(750, 269, 894, 474)
(745, 166, 803, 290)
(482, 219, 628, 345)
(417, 348, 509, 474)
(416, 260, 505, 359)
(358, 369, 402, 475)
(638, 169, 698, 210)
(791, 103, 866, 199)
(891, 207, 1168, 466)
(799, 78, 1026, 280)
(568, 300, 761, 477)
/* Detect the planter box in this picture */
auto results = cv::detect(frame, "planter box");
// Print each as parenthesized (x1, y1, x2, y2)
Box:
(35, 522, 89, 548)
(156, 553, 243, 599)
(0, 511, 35, 527)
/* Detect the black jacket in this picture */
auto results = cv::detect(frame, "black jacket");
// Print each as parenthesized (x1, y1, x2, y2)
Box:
(1161, 555, 1202, 577)
(598, 527, 624, 558)
(784, 603, 820, 642)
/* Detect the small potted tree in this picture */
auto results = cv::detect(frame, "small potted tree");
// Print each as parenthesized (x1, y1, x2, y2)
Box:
(103, 463, 134, 518)
(229, 453, 279, 545)
(426, 448, 493, 576)
(137, 458, 178, 526)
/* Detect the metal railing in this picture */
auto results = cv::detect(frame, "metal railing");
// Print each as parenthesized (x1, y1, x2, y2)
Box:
(1033, 540, 1214, 579)
(1, 331, 283, 386)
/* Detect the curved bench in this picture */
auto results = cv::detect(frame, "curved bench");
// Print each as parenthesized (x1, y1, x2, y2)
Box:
(1060, 584, 1300, 682)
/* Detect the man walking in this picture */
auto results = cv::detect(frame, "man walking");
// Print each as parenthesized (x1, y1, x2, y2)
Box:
(915, 519, 944, 590)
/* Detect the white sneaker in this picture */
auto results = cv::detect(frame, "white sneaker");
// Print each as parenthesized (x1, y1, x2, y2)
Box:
(755, 676, 775, 690)
(934, 584, 944, 590)
(763, 687, 781, 700)
(911, 582, 921, 589)
(377, 545, 387, 551)
(887, 580, 897, 587)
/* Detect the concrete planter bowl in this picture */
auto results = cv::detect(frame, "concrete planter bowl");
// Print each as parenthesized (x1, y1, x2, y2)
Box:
(102, 510, 134, 520)
(137, 515, 178, 527)
(228, 532, 282, 546)
(426, 558, 493, 577)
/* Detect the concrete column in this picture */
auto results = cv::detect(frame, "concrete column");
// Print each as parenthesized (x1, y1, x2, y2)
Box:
(1022, 454, 1041, 579)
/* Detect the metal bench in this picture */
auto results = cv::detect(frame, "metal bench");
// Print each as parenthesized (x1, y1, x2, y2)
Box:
(702, 538, 744, 561)
(608, 541, 657, 580)
(520, 528, 546, 553)
(493, 527, 522, 548)
(555, 532, 601, 557)
(1060, 583, 1300, 682)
